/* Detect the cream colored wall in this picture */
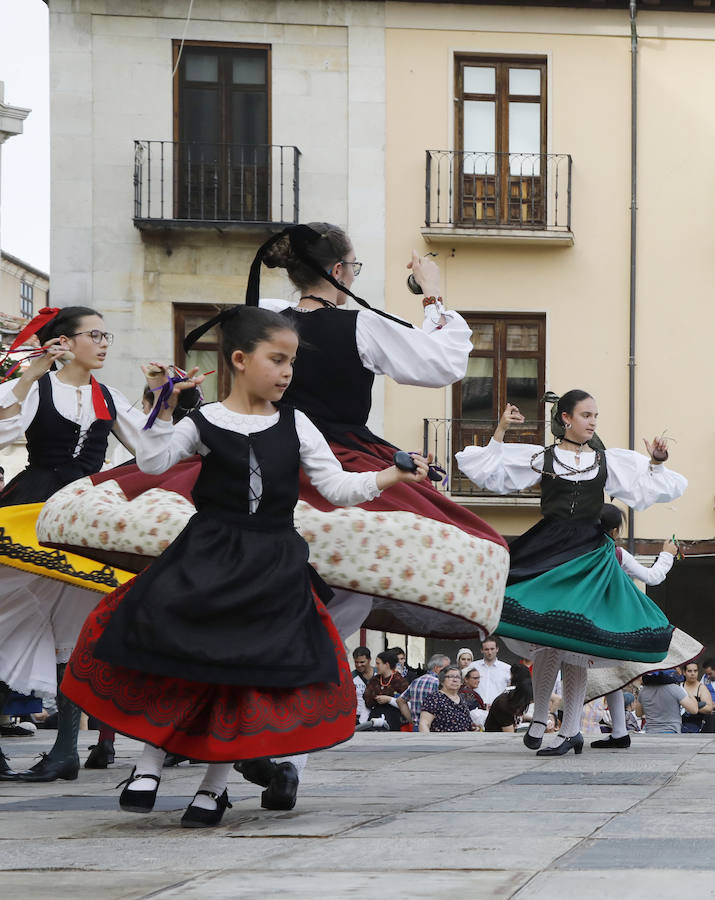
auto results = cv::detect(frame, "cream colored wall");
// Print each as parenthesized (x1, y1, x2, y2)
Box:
(385, 7, 715, 541)
(0, 258, 49, 318)
(50, 1, 386, 426)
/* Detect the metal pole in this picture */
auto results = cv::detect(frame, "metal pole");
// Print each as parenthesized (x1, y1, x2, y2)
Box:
(627, 0, 638, 554)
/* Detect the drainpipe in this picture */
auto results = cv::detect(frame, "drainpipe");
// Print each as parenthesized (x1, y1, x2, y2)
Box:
(627, 0, 638, 554)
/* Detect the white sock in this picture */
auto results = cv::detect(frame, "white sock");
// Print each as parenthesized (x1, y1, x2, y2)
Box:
(529, 649, 562, 740)
(128, 744, 166, 792)
(560, 662, 588, 738)
(606, 690, 627, 738)
(190, 763, 232, 811)
(273, 754, 307, 779)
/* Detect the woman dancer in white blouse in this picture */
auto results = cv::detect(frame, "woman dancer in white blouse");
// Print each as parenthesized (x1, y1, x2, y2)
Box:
(0, 307, 145, 781)
(456, 390, 687, 756)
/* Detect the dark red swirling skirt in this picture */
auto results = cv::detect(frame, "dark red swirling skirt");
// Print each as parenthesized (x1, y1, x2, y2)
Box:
(61, 578, 356, 762)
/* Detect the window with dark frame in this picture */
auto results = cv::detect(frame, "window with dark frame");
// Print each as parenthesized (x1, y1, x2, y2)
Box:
(455, 54, 547, 227)
(173, 303, 233, 404)
(174, 42, 270, 221)
(20, 281, 33, 319)
(451, 312, 546, 495)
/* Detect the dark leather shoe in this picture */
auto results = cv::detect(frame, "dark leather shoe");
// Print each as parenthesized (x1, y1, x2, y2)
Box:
(117, 767, 161, 813)
(523, 720, 546, 750)
(591, 733, 631, 749)
(0, 751, 19, 781)
(84, 739, 115, 769)
(181, 789, 232, 829)
(261, 762, 299, 811)
(163, 753, 201, 768)
(17, 753, 79, 782)
(536, 733, 584, 757)
(235, 757, 277, 788)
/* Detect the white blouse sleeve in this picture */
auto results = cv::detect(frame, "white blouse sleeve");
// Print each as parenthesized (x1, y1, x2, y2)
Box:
(296, 411, 381, 506)
(355, 307, 472, 387)
(0, 380, 38, 448)
(107, 387, 151, 456)
(135, 416, 207, 474)
(455, 437, 544, 494)
(619, 548, 674, 586)
(604, 449, 687, 511)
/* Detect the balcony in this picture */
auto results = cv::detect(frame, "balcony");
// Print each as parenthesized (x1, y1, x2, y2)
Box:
(423, 150, 573, 246)
(423, 416, 542, 502)
(133, 141, 301, 232)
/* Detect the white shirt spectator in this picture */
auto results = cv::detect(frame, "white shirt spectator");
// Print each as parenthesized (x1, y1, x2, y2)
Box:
(475, 658, 512, 706)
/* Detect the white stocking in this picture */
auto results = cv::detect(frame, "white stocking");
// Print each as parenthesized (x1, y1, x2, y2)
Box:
(560, 662, 588, 738)
(128, 743, 166, 792)
(528, 648, 562, 740)
(191, 762, 233, 810)
(606, 690, 627, 739)
(274, 754, 307, 779)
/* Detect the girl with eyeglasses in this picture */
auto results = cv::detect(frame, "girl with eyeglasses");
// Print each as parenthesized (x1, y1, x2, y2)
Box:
(0, 306, 145, 783)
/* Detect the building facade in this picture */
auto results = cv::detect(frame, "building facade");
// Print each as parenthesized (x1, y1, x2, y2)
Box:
(0, 251, 49, 321)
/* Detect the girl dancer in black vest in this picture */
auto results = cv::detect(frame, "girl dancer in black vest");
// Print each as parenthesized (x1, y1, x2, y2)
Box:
(62, 307, 429, 828)
(0, 307, 144, 781)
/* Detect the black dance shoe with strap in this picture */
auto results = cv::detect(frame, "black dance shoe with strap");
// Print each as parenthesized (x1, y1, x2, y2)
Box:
(235, 758, 300, 810)
(17, 753, 79, 782)
(536, 733, 584, 757)
(523, 720, 547, 751)
(180, 789, 232, 829)
(117, 767, 161, 813)
(84, 739, 116, 769)
(591, 734, 631, 749)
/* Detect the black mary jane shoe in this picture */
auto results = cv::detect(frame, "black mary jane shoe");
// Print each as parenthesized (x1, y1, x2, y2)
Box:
(17, 753, 80, 782)
(84, 739, 116, 769)
(261, 762, 299, 811)
(234, 757, 276, 788)
(536, 733, 584, 757)
(591, 734, 631, 749)
(117, 768, 161, 813)
(0, 751, 19, 781)
(180, 789, 232, 829)
(523, 720, 547, 751)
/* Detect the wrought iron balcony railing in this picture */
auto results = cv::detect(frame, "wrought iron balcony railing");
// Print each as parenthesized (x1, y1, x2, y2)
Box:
(133, 140, 301, 227)
(423, 417, 544, 498)
(425, 150, 572, 232)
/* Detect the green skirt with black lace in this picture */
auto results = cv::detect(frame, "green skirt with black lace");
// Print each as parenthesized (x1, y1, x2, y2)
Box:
(496, 537, 673, 663)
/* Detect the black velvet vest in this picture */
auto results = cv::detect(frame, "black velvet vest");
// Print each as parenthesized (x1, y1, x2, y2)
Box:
(188, 405, 300, 523)
(540, 445, 608, 521)
(280, 307, 379, 445)
(25, 373, 116, 485)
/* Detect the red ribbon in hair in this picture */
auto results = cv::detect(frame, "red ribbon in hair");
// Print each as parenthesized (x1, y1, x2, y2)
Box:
(8, 307, 61, 353)
(90, 376, 112, 421)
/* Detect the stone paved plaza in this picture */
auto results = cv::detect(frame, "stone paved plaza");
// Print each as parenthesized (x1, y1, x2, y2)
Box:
(1, 729, 714, 898)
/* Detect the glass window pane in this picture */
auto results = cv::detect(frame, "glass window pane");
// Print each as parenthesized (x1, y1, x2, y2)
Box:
(464, 66, 495, 94)
(509, 68, 540, 96)
(461, 357, 494, 421)
(232, 92, 268, 145)
(185, 349, 219, 403)
(233, 53, 266, 85)
(506, 324, 538, 352)
(183, 314, 220, 342)
(181, 88, 220, 145)
(463, 101, 495, 174)
(185, 53, 218, 82)
(470, 323, 494, 351)
(509, 102, 541, 174)
(506, 358, 538, 423)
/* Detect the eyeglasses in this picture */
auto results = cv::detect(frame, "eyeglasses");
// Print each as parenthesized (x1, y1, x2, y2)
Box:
(69, 330, 114, 345)
(339, 260, 362, 277)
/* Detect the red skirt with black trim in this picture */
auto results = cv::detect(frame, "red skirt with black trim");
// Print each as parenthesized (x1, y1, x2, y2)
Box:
(61, 578, 357, 762)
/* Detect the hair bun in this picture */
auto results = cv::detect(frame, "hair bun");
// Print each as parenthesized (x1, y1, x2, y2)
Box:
(263, 234, 293, 269)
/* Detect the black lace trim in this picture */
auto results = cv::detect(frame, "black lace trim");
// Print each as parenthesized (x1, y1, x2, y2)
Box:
(501, 596, 672, 653)
(0, 528, 120, 588)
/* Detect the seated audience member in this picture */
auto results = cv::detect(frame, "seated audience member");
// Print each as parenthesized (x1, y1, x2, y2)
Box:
(459, 662, 488, 730)
(700, 660, 715, 733)
(636, 670, 698, 733)
(397, 654, 449, 731)
(681, 662, 714, 733)
(622, 691, 641, 733)
(389, 646, 421, 683)
(419, 666, 475, 733)
(475, 637, 512, 706)
(362, 650, 409, 731)
(456, 648, 474, 670)
(352, 646, 374, 725)
(484, 664, 533, 733)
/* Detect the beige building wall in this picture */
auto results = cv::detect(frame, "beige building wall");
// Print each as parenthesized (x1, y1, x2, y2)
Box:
(384, 5, 715, 544)
(0, 252, 49, 319)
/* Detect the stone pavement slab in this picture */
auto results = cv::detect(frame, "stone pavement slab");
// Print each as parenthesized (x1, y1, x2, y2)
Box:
(0, 730, 713, 898)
